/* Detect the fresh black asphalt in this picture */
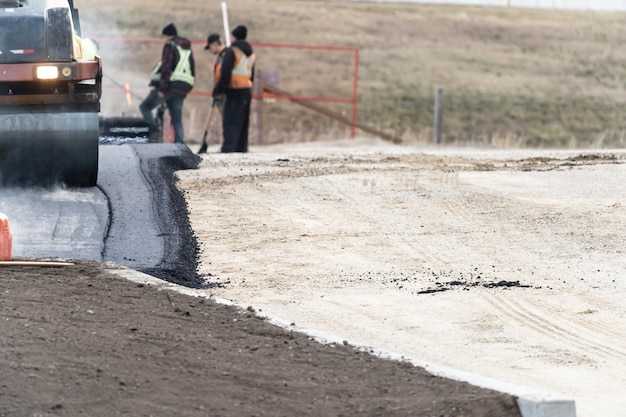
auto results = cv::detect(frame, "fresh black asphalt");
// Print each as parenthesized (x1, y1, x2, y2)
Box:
(0, 143, 206, 288)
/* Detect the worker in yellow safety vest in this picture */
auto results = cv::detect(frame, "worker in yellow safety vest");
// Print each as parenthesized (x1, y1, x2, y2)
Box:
(152, 22, 195, 144)
(212, 25, 255, 153)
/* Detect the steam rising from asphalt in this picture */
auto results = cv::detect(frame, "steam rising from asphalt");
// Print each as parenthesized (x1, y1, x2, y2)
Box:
(80, 15, 154, 118)
(0, 186, 66, 256)
(0, 185, 106, 259)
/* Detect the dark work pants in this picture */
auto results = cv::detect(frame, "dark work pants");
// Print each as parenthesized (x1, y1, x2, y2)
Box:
(139, 88, 161, 132)
(221, 88, 252, 153)
(165, 94, 185, 144)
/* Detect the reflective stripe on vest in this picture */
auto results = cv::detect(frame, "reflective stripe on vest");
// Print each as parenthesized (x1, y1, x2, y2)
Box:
(150, 61, 162, 82)
(227, 47, 253, 89)
(170, 45, 195, 87)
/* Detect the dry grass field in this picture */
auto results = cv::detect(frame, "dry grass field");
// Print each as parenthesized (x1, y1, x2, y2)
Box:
(81, 0, 626, 147)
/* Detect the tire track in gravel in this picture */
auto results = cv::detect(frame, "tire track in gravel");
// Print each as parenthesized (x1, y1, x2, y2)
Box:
(441, 164, 626, 364)
(319, 171, 453, 269)
(481, 292, 626, 361)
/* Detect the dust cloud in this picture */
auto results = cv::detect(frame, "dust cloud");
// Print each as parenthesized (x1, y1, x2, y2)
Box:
(80, 16, 158, 118)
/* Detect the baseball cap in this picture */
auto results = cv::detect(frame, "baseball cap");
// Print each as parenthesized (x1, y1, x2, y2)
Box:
(204, 33, 221, 50)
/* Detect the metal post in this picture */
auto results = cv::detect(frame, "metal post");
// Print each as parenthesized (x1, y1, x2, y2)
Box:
(434, 87, 442, 145)
(221, 2, 231, 47)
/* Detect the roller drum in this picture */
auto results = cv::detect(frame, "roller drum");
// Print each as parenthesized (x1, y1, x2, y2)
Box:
(0, 112, 99, 187)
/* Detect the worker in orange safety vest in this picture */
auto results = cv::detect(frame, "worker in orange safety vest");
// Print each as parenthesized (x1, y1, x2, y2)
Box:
(212, 25, 256, 153)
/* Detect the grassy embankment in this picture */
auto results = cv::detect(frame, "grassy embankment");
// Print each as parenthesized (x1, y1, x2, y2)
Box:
(81, 0, 626, 147)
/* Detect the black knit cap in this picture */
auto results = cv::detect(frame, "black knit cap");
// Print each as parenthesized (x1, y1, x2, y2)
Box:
(232, 25, 247, 40)
(204, 33, 220, 50)
(162, 23, 177, 37)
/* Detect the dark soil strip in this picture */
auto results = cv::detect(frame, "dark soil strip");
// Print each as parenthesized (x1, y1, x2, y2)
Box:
(0, 263, 523, 417)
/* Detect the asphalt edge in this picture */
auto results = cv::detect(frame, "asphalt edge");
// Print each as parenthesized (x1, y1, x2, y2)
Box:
(130, 143, 205, 288)
(106, 266, 577, 417)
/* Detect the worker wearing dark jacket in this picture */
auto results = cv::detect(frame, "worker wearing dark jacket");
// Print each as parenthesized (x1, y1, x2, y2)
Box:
(212, 25, 255, 153)
(158, 23, 195, 144)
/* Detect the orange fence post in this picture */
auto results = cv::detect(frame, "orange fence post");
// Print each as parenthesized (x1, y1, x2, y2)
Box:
(0, 213, 13, 261)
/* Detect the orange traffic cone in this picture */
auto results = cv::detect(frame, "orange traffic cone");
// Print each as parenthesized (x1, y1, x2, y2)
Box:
(0, 212, 13, 261)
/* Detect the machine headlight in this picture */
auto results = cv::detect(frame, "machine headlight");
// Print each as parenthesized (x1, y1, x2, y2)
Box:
(36, 66, 59, 80)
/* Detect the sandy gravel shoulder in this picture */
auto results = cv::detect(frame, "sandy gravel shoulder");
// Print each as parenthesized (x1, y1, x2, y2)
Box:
(178, 139, 626, 417)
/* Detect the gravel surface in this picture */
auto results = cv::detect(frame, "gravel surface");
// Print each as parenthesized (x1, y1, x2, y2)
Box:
(179, 139, 626, 417)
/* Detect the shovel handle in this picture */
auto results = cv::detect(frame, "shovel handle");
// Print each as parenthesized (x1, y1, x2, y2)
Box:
(204, 106, 215, 132)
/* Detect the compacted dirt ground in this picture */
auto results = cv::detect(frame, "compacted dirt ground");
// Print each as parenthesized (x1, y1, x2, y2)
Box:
(179, 140, 626, 417)
(0, 262, 520, 417)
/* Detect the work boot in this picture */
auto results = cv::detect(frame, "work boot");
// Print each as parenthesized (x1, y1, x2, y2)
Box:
(148, 129, 161, 144)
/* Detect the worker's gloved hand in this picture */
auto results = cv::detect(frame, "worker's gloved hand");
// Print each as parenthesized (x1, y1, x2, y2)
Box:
(211, 87, 224, 100)
(211, 93, 224, 107)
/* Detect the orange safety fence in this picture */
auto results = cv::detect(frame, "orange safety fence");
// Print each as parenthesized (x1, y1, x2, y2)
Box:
(96, 37, 360, 138)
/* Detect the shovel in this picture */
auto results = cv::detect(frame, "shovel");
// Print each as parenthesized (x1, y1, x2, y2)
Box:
(198, 99, 217, 154)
